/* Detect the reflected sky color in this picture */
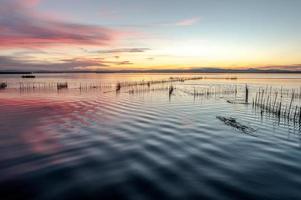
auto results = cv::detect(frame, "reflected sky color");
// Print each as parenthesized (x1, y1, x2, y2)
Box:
(2, 73, 301, 199)
(0, 0, 301, 71)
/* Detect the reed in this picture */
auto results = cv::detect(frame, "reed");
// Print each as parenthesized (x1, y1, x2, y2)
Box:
(184, 84, 239, 98)
(252, 86, 301, 124)
(79, 82, 110, 90)
(116, 82, 121, 92)
(128, 84, 171, 94)
(272, 92, 278, 112)
(245, 84, 249, 103)
(169, 85, 174, 96)
(12, 76, 235, 92)
(117, 76, 204, 89)
(287, 90, 295, 118)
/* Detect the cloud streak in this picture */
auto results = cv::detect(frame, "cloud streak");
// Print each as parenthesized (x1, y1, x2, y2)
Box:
(0, 55, 132, 71)
(175, 17, 201, 26)
(96, 48, 151, 54)
(0, 0, 122, 48)
(258, 64, 301, 71)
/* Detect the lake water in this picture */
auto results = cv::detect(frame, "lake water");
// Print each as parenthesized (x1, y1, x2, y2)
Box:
(1, 73, 301, 200)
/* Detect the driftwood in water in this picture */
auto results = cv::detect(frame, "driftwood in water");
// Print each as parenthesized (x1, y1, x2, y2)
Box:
(226, 100, 250, 105)
(216, 116, 256, 135)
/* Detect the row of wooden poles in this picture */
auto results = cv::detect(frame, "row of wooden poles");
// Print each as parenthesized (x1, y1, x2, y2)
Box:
(252, 87, 301, 123)
(18, 82, 69, 90)
(178, 85, 239, 97)
(116, 82, 242, 100)
(1, 76, 240, 91)
(118, 75, 240, 90)
(116, 76, 204, 89)
(1, 76, 204, 91)
(2, 82, 113, 90)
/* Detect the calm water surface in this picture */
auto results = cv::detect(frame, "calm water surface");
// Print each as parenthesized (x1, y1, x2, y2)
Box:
(1, 73, 301, 200)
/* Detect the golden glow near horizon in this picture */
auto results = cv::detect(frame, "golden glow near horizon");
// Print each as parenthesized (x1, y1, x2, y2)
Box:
(0, 0, 300, 71)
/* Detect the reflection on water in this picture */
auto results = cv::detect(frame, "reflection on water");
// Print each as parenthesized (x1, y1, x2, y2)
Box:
(1, 73, 301, 199)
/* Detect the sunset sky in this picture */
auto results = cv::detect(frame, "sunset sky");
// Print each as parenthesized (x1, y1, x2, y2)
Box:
(0, 0, 301, 71)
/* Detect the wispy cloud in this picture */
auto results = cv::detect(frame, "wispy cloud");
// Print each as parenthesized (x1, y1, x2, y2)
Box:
(96, 48, 151, 54)
(258, 64, 301, 71)
(0, 0, 123, 48)
(97, 17, 201, 28)
(175, 17, 201, 26)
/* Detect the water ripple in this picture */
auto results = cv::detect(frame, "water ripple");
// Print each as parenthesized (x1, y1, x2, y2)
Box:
(1, 80, 301, 199)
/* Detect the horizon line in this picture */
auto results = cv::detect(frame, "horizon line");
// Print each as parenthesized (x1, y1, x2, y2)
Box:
(1, 68, 301, 74)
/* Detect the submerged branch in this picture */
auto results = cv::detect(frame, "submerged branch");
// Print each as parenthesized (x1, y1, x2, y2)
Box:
(216, 116, 256, 136)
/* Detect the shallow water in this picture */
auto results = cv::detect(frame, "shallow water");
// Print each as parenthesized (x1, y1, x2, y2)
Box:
(1, 73, 301, 200)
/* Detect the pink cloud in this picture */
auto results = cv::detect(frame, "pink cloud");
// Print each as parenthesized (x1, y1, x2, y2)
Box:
(175, 17, 201, 26)
(24, 0, 41, 7)
(0, 0, 123, 48)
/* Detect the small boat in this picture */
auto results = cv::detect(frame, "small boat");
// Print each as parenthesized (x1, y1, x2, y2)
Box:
(22, 75, 36, 78)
